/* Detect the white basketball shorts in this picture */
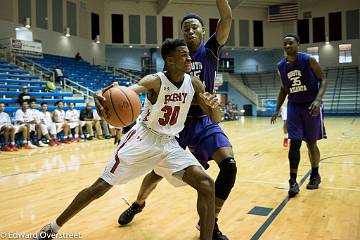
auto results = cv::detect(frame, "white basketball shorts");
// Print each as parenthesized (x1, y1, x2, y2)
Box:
(101, 123, 201, 187)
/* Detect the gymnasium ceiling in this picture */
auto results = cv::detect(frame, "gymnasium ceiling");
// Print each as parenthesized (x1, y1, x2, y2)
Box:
(106, 0, 298, 13)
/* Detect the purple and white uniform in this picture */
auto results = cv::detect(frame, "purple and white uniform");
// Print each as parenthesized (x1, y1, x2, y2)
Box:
(177, 33, 231, 167)
(278, 52, 325, 143)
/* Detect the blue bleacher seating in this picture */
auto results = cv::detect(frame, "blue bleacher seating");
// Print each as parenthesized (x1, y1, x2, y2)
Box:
(29, 54, 132, 92)
(0, 98, 84, 104)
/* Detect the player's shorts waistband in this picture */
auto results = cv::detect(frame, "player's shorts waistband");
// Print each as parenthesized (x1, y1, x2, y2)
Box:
(140, 123, 175, 139)
(186, 115, 207, 119)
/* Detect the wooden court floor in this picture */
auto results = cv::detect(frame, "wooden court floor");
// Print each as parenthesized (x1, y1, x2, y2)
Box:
(0, 117, 359, 240)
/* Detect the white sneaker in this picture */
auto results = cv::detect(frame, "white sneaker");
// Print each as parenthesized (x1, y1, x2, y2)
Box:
(28, 142, 38, 149)
(38, 141, 48, 147)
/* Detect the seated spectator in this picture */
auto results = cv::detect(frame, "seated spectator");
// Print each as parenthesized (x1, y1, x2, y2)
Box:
(29, 99, 48, 147)
(0, 103, 19, 151)
(17, 86, 31, 104)
(53, 101, 71, 143)
(39, 102, 60, 146)
(93, 109, 111, 139)
(54, 64, 64, 86)
(65, 103, 81, 142)
(74, 52, 83, 61)
(80, 102, 103, 140)
(15, 101, 38, 149)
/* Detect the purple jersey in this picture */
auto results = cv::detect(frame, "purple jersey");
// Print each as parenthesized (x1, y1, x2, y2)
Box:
(188, 33, 222, 117)
(190, 33, 221, 92)
(278, 52, 319, 103)
(176, 33, 231, 164)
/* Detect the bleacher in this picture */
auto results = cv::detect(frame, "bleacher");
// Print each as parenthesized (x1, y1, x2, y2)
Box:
(28, 54, 131, 92)
(234, 65, 360, 115)
(0, 58, 87, 113)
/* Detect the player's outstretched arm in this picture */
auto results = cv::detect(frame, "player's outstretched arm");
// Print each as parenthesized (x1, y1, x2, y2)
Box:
(216, 0, 232, 45)
(192, 76, 222, 123)
(129, 74, 160, 95)
(94, 75, 160, 116)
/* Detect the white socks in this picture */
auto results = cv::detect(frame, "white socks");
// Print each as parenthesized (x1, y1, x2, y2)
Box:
(50, 221, 61, 233)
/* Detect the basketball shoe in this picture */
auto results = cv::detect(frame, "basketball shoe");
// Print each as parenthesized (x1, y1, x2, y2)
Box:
(34, 224, 56, 240)
(306, 175, 321, 189)
(118, 202, 145, 225)
(1, 145, 12, 151)
(283, 138, 288, 147)
(11, 145, 19, 151)
(288, 180, 299, 198)
(196, 218, 229, 240)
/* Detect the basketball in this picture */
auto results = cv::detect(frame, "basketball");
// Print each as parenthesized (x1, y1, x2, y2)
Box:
(101, 85, 142, 128)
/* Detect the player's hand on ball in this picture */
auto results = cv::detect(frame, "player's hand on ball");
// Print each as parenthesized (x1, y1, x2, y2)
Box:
(200, 92, 219, 108)
(94, 90, 105, 117)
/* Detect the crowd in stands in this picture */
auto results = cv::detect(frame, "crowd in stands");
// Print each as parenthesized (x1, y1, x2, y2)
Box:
(221, 101, 240, 121)
(0, 99, 119, 152)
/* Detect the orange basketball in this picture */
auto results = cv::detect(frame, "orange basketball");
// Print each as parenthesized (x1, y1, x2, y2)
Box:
(101, 85, 142, 128)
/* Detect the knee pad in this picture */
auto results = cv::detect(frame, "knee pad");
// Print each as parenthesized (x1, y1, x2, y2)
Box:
(289, 140, 302, 169)
(215, 158, 237, 200)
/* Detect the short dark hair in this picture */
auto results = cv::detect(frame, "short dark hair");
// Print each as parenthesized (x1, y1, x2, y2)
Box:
(161, 38, 187, 61)
(181, 13, 204, 27)
(284, 33, 300, 43)
(29, 98, 37, 104)
(55, 100, 63, 106)
(40, 102, 47, 106)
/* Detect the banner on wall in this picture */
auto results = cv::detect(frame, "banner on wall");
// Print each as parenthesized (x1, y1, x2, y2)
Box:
(10, 38, 43, 56)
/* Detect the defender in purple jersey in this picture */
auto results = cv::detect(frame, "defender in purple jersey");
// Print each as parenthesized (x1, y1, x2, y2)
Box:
(118, 1, 235, 239)
(271, 33, 327, 198)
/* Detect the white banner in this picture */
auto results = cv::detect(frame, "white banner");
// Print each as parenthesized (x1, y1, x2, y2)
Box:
(10, 38, 43, 56)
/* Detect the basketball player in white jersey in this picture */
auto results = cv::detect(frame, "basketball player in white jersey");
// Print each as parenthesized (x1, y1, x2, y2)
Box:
(53, 101, 71, 143)
(65, 102, 81, 142)
(39, 102, 60, 146)
(29, 99, 48, 147)
(35, 39, 221, 240)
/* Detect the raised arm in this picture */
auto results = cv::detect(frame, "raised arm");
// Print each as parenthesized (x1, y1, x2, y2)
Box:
(216, 0, 232, 45)
(192, 76, 222, 123)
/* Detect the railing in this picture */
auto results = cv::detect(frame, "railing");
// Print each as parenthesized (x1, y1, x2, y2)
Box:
(335, 67, 344, 113)
(330, 68, 339, 112)
(15, 55, 55, 83)
(63, 77, 95, 100)
(224, 72, 258, 105)
(356, 66, 359, 114)
(113, 67, 141, 84)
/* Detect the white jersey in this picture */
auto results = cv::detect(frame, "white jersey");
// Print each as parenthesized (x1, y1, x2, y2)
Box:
(65, 109, 80, 122)
(29, 108, 43, 122)
(0, 112, 11, 125)
(15, 109, 34, 123)
(54, 109, 66, 123)
(141, 72, 195, 137)
(39, 111, 53, 125)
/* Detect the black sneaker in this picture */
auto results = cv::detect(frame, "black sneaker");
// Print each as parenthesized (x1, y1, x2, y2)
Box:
(288, 180, 300, 198)
(196, 218, 229, 240)
(306, 175, 321, 189)
(34, 224, 56, 240)
(118, 202, 145, 225)
(213, 218, 229, 240)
